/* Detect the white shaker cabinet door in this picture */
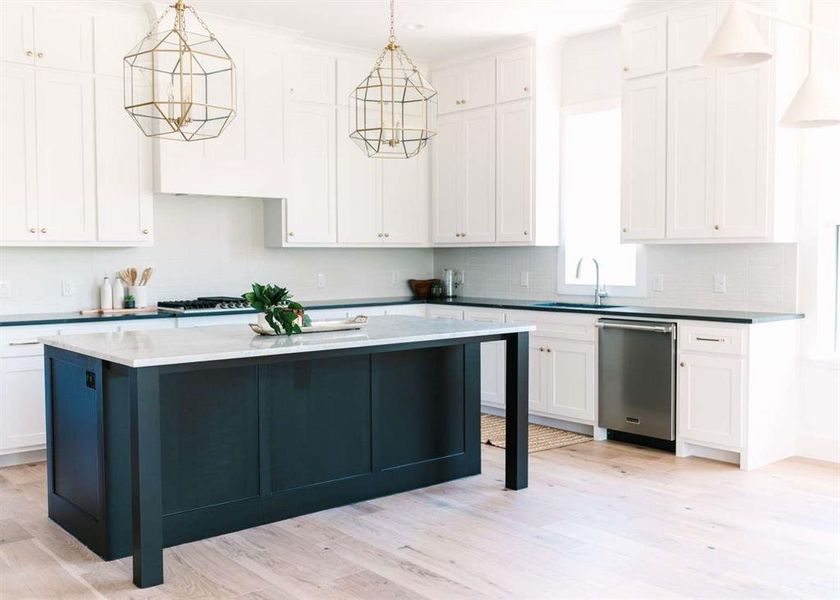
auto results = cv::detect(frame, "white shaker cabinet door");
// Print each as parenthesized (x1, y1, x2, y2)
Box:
(285, 52, 335, 105)
(432, 64, 461, 115)
(463, 309, 506, 409)
(461, 106, 496, 243)
(1, 1, 34, 66)
(0, 64, 38, 242)
(32, 3, 94, 73)
(337, 108, 381, 244)
(382, 155, 428, 245)
(284, 103, 336, 244)
(460, 55, 496, 109)
(714, 63, 769, 239)
(621, 14, 667, 79)
(95, 76, 153, 243)
(0, 356, 46, 451)
(431, 113, 462, 244)
(495, 100, 531, 243)
(667, 3, 717, 71)
(34, 69, 96, 242)
(543, 339, 596, 423)
(666, 67, 716, 239)
(621, 74, 666, 241)
(678, 352, 744, 449)
(496, 46, 532, 104)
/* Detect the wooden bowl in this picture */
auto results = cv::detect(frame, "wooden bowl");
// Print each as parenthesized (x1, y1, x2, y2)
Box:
(408, 278, 440, 299)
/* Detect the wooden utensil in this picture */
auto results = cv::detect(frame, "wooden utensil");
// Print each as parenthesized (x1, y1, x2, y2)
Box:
(129, 267, 137, 286)
(139, 267, 153, 286)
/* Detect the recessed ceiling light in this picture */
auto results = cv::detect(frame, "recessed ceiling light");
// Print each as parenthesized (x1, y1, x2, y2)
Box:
(403, 23, 424, 31)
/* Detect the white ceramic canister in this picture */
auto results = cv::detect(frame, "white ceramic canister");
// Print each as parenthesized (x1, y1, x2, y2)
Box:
(100, 277, 113, 310)
(128, 285, 149, 309)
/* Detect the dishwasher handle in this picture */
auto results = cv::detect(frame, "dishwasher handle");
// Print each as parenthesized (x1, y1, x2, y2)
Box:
(597, 321, 675, 334)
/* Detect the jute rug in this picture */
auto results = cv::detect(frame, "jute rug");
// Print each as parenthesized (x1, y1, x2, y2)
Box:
(481, 413, 592, 453)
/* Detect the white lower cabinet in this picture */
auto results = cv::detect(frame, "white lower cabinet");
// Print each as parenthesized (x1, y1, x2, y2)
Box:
(677, 352, 744, 448)
(463, 309, 506, 409)
(1, 355, 45, 451)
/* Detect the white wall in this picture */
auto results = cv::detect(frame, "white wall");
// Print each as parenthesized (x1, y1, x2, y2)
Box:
(0, 195, 434, 314)
(562, 27, 621, 106)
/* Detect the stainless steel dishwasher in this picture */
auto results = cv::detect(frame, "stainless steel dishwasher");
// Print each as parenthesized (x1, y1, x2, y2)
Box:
(597, 319, 676, 444)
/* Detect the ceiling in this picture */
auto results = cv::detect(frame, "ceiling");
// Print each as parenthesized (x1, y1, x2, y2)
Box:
(193, 0, 631, 61)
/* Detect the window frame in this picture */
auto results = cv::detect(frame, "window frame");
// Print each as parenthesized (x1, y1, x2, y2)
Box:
(556, 99, 647, 299)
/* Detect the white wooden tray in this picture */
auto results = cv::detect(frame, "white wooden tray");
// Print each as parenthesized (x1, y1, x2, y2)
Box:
(249, 316, 368, 336)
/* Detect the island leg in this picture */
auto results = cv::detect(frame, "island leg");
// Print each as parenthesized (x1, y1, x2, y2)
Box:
(129, 367, 164, 588)
(504, 332, 528, 490)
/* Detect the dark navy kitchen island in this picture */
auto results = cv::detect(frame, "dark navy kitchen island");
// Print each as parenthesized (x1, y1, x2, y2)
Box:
(41, 316, 532, 588)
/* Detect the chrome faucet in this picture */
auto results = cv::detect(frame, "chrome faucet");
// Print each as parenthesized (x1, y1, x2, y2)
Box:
(575, 257, 607, 306)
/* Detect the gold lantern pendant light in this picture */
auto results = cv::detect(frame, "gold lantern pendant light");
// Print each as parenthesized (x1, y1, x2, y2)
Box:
(349, 0, 437, 158)
(123, 1, 236, 142)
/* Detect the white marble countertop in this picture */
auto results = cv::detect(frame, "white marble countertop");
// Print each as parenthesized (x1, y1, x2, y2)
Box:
(40, 315, 534, 368)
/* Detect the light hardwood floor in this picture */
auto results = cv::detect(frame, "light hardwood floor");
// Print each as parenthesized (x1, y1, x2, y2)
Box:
(0, 442, 838, 599)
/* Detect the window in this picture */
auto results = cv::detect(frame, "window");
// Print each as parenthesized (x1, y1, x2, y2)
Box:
(835, 224, 840, 350)
(557, 102, 645, 297)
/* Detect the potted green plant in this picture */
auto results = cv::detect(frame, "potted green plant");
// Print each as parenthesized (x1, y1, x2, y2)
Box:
(124, 294, 136, 309)
(243, 283, 309, 335)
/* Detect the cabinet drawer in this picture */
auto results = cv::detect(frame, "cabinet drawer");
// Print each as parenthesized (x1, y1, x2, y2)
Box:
(679, 324, 745, 355)
(427, 306, 465, 320)
(506, 310, 596, 342)
(0, 325, 59, 357)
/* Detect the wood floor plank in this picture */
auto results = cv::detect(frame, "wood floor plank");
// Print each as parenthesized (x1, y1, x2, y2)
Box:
(0, 442, 836, 599)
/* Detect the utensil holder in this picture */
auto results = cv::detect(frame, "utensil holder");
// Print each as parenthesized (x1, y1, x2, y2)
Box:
(128, 286, 149, 309)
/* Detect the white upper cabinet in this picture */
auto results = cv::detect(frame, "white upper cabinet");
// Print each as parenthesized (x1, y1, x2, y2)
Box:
(2, 2, 93, 72)
(35, 69, 96, 242)
(666, 67, 716, 239)
(432, 114, 462, 243)
(495, 99, 533, 243)
(1, 2, 34, 66)
(432, 107, 495, 244)
(337, 108, 380, 245)
(432, 56, 495, 114)
(32, 3, 94, 72)
(667, 3, 717, 71)
(283, 102, 336, 245)
(95, 76, 153, 243)
(381, 157, 428, 245)
(94, 11, 148, 77)
(0, 65, 37, 242)
(621, 14, 667, 78)
(496, 46, 533, 103)
(714, 62, 769, 239)
(621, 74, 666, 241)
(621, 2, 790, 244)
(285, 52, 336, 105)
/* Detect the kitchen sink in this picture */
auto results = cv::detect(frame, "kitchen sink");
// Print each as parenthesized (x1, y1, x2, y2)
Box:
(530, 302, 624, 310)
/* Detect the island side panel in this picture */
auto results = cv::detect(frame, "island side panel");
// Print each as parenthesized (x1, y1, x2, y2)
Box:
(504, 332, 529, 490)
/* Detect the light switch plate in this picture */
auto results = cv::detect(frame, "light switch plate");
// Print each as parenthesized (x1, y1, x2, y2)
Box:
(714, 273, 726, 293)
(652, 274, 664, 292)
(520, 271, 529, 287)
(61, 280, 73, 297)
(317, 273, 326, 289)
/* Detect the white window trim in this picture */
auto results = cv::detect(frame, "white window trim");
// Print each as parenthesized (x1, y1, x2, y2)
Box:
(556, 98, 647, 299)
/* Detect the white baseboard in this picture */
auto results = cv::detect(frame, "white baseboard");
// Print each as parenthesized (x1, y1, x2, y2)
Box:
(796, 435, 840, 463)
(0, 448, 46, 468)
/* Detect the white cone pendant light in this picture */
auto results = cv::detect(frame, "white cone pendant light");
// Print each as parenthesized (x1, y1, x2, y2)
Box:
(780, 69, 840, 128)
(702, 1, 772, 68)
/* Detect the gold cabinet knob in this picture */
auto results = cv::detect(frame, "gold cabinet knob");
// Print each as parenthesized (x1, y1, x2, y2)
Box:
(288, 231, 295, 237)
(29, 227, 36, 233)
(37, 52, 43, 58)
(289, 87, 294, 94)
(714, 224, 720, 230)
(622, 227, 627, 232)
(680, 362, 685, 367)
(623, 66, 629, 72)
(142, 228, 149, 234)
(546, 348, 552, 353)
(523, 86, 529, 92)
(26, 50, 33, 57)
(384, 233, 389, 238)
(40, 227, 47, 233)
(523, 231, 528, 235)
(377, 233, 383, 238)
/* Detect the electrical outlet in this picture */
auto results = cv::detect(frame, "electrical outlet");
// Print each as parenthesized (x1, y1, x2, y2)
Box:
(61, 280, 73, 297)
(0, 281, 10, 298)
(317, 273, 326, 289)
(714, 273, 726, 293)
(391, 270, 399, 285)
(520, 271, 529, 287)
(652, 274, 664, 292)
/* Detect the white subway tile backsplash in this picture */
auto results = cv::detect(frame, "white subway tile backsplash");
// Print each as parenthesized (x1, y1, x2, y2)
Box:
(0, 195, 434, 315)
(435, 243, 798, 312)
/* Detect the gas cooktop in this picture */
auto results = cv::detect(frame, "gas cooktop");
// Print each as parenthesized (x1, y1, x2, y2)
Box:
(157, 296, 252, 314)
